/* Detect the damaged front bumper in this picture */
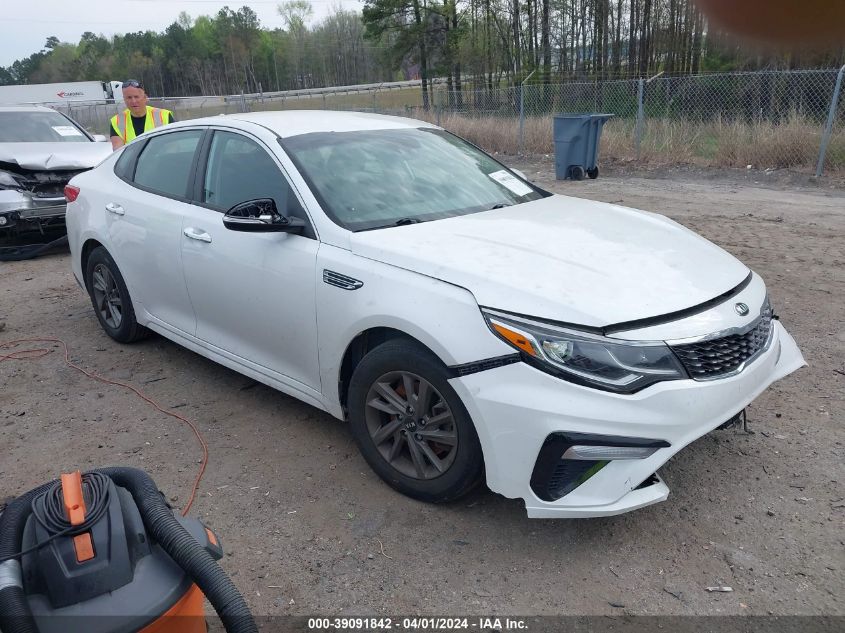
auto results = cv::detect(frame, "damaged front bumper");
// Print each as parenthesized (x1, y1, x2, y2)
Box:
(0, 158, 92, 232)
(449, 320, 805, 518)
(0, 190, 67, 231)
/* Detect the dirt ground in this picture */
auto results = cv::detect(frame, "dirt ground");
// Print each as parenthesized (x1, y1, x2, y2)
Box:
(1, 163, 843, 619)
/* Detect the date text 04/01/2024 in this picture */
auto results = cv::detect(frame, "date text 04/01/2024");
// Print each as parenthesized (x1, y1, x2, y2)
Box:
(307, 617, 528, 631)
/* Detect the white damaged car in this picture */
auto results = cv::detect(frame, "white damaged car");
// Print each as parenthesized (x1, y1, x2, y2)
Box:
(0, 105, 112, 236)
(65, 111, 805, 518)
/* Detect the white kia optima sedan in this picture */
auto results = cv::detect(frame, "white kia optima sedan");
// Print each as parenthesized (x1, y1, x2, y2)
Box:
(65, 111, 805, 518)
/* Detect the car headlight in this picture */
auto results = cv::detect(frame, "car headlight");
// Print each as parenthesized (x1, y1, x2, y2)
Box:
(481, 308, 688, 394)
(0, 169, 22, 189)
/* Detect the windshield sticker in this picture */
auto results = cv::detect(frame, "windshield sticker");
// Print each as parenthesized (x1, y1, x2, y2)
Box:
(52, 125, 84, 137)
(488, 170, 533, 196)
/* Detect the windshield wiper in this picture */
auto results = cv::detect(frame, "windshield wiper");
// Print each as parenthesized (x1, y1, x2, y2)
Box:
(356, 217, 426, 232)
(488, 203, 512, 210)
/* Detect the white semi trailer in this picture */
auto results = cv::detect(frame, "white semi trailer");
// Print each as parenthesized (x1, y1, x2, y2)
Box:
(0, 81, 124, 106)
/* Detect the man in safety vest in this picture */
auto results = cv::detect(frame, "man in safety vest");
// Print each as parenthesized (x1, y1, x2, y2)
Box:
(109, 79, 175, 150)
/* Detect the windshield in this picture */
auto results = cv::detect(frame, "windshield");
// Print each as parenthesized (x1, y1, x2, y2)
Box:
(282, 128, 546, 231)
(0, 111, 91, 143)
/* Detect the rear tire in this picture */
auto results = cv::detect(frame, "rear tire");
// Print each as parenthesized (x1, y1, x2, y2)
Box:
(85, 247, 147, 343)
(347, 339, 484, 503)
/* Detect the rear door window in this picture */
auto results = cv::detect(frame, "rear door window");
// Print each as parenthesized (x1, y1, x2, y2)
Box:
(114, 139, 146, 181)
(132, 130, 203, 199)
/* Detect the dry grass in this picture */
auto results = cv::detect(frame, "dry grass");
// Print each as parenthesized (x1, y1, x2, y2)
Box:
(168, 91, 844, 172)
(413, 111, 845, 171)
(76, 91, 841, 173)
(711, 116, 824, 169)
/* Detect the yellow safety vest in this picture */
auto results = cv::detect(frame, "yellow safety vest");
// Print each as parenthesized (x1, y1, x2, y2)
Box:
(110, 106, 173, 144)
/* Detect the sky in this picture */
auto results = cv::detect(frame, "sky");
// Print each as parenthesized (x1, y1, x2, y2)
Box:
(0, 0, 364, 68)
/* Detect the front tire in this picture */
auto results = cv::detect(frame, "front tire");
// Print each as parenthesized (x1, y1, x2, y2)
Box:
(85, 247, 147, 343)
(347, 340, 484, 503)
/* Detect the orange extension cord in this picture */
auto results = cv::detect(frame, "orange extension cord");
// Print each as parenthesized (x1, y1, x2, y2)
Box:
(1, 337, 208, 516)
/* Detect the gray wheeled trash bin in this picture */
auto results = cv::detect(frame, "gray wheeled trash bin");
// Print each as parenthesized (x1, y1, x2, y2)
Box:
(553, 113, 614, 180)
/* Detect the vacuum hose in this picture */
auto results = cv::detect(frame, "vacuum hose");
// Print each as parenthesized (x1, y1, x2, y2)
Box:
(0, 467, 257, 633)
(0, 480, 55, 633)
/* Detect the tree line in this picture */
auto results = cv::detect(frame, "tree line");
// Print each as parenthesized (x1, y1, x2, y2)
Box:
(1, 1, 842, 100)
(0, 5, 387, 96)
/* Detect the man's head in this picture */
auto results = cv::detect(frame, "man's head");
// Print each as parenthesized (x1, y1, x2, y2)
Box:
(122, 80, 148, 117)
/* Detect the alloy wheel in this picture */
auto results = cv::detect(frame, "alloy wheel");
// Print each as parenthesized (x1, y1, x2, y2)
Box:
(364, 371, 458, 479)
(91, 263, 123, 329)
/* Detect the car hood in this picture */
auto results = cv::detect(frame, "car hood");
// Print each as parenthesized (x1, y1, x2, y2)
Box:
(0, 142, 113, 170)
(350, 195, 750, 327)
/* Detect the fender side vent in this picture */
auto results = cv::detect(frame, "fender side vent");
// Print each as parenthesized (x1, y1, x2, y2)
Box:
(323, 270, 363, 291)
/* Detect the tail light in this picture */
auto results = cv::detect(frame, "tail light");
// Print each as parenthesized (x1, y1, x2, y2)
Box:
(64, 185, 80, 202)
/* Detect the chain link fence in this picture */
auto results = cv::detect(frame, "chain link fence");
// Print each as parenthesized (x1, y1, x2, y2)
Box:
(417, 69, 845, 173)
(55, 68, 845, 174)
(634, 69, 845, 173)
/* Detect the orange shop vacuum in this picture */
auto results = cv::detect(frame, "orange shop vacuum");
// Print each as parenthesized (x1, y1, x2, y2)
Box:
(0, 467, 257, 633)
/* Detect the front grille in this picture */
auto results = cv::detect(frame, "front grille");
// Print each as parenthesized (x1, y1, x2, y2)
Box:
(671, 305, 773, 380)
(13, 170, 84, 198)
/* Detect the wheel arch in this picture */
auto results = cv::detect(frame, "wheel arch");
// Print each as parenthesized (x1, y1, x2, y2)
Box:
(80, 238, 106, 289)
(337, 327, 444, 413)
(343, 330, 486, 502)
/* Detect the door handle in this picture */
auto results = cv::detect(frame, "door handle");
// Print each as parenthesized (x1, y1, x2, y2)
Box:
(105, 202, 125, 215)
(183, 227, 212, 243)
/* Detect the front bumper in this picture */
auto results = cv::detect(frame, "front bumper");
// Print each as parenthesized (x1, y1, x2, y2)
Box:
(449, 320, 805, 518)
(0, 190, 67, 230)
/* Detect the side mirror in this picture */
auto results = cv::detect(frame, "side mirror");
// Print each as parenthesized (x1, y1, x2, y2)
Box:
(223, 198, 305, 233)
(92, 134, 109, 142)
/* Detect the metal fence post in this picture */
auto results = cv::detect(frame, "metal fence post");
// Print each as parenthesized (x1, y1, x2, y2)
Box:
(635, 78, 644, 160)
(635, 72, 663, 162)
(519, 85, 525, 155)
(519, 70, 536, 156)
(815, 64, 845, 177)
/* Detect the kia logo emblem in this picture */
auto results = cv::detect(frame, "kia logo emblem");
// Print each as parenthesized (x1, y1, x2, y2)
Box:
(735, 303, 750, 316)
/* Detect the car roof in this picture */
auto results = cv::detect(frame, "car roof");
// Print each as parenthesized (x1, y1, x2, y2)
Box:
(0, 104, 61, 113)
(170, 109, 438, 138)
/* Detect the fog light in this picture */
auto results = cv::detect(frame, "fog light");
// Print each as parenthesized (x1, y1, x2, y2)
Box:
(562, 445, 661, 460)
(0, 216, 7, 226)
